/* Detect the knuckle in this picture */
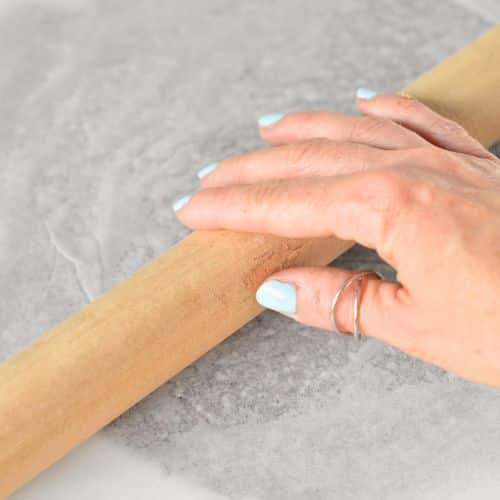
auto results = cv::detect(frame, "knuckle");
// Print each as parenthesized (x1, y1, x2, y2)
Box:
(430, 116, 467, 137)
(287, 138, 332, 169)
(363, 169, 411, 212)
(247, 180, 281, 209)
(351, 116, 392, 141)
(361, 169, 414, 256)
(395, 95, 422, 114)
(384, 159, 435, 207)
(287, 139, 371, 176)
(408, 179, 436, 206)
(335, 142, 370, 170)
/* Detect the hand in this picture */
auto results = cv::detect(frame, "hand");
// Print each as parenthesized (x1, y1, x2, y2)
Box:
(173, 90, 500, 387)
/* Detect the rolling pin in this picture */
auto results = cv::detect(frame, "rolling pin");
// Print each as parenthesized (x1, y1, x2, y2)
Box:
(1, 25, 500, 497)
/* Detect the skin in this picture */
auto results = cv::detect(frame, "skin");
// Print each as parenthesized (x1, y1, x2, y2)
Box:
(174, 94, 500, 387)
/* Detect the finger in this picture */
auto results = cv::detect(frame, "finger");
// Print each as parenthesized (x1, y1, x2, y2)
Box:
(175, 171, 407, 257)
(199, 139, 399, 188)
(254, 266, 415, 352)
(356, 92, 493, 158)
(258, 111, 427, 150)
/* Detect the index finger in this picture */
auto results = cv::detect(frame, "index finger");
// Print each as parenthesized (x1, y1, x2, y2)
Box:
(174, 170, 407, 264)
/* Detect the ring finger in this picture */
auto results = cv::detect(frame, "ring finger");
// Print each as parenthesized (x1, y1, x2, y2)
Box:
(258, 111, 428, 149)
(254, 265, 413, 352)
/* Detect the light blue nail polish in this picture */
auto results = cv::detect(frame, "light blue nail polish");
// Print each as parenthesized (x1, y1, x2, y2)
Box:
(356, 87, 377, 99)
(172, 194, 192, 212)
(258, 113, 284, 127)
(256, 279, 296, 314)
(197, 162, 218, 179)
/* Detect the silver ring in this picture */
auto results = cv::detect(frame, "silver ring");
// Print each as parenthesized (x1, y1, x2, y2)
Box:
(329, 271, 383, 339)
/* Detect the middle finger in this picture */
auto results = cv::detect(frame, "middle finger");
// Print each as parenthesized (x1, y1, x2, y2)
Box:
(200, 139, 404, 188)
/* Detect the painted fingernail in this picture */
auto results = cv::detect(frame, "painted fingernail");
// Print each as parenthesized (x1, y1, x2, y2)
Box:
(256, 279, 296, 314)
(258, 113, 284, 127)
(172, 194, 192, 212)
(197, 162, 218, 179)
(356, 87, 377, 99)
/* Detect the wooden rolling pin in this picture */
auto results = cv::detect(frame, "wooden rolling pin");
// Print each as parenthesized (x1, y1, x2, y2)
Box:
(1, 25, 500, 497)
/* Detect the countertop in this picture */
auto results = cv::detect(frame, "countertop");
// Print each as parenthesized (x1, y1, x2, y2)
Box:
(2, 1, 500, 498)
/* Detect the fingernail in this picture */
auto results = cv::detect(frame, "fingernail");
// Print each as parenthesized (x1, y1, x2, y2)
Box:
(197, 162, 218, 179)
(258, 113, 284, 127)
(256, 279, 296, 314)
(356, 87, 377, 99)
(172, 194, 192, 212)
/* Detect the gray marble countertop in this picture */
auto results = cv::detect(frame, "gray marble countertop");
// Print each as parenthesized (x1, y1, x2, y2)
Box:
(2, 1, 500, 499)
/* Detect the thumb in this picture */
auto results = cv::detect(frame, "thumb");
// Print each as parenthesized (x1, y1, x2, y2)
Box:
(255, 266, 412, 349)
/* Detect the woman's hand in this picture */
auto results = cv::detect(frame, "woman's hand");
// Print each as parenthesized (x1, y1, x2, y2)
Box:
(173, 90, 500, 387)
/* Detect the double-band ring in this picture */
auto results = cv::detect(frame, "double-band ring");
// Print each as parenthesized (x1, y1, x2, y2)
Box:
(329, 271, 383, 339)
